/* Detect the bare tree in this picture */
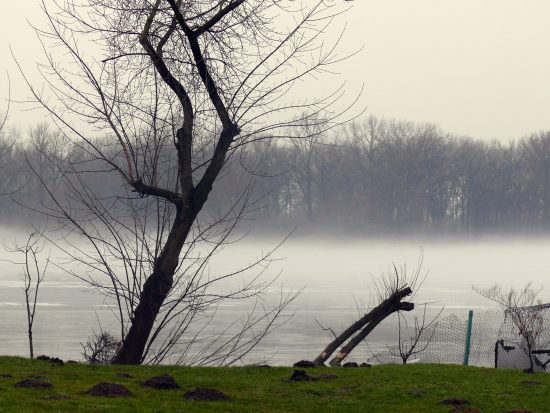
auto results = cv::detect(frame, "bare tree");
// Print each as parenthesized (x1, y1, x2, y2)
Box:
(313, 258, 425, 366)
(475, 283, 545, 373)
(19, 0, 355, 364)
(82, 331, 121, 365)
(5, 232, 50, 359)
(388, 303, 443, 364)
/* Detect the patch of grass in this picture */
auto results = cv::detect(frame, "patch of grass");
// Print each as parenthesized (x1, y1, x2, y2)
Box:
(0, 356, 547, 412)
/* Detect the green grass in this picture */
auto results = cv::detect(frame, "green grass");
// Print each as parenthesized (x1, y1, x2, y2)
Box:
(0, 356, 547, 412)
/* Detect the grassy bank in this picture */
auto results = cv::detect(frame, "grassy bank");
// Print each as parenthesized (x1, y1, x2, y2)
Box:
(0, 356, 547, 412)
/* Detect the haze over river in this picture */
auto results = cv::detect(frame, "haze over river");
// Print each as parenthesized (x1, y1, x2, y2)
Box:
(1, 234, 549, 365)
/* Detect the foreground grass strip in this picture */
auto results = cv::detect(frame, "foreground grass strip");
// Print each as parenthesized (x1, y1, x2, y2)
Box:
(0, 356, 547, 412)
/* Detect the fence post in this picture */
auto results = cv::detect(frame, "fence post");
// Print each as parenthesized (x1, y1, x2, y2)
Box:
(463, 310, 474, 365)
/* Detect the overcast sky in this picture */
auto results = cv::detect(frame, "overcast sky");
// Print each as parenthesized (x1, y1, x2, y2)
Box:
(1, 1, 550, 141)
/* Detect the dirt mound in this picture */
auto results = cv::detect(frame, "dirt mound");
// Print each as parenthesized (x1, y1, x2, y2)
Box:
(14, 379, 53, 389)
(141, 374, 180, 389)
(86, 382, 132, 397)
(288, 370, 316, 381)
(450, 407, 482, 413)
(184, 388, 230, 401)
(287, 370, 338, 382)
(343, 362, 359, 368)
(36, 355, 64, 365)
(440, 399, 470, 406)
(293, 360, 316, 368)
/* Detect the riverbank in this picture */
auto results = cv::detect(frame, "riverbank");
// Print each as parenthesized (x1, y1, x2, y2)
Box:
(0, 356, 547, 412)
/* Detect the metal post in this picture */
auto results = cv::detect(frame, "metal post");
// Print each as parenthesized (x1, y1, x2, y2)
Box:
(463, 310, 474, 365)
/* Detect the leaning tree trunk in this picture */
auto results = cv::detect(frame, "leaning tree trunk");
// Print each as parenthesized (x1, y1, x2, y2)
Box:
(112, 206, 196, 364)
(329, 300, 414, 366)
(313, 286, 413, 366)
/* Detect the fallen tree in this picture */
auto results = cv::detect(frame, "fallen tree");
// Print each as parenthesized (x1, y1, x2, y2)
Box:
(313, 286, 414, 366)
(312, 259, 425, 366)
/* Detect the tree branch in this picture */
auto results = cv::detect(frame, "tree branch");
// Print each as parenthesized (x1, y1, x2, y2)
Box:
(195, 0, 246, 36)
(131, 179, 181, 204)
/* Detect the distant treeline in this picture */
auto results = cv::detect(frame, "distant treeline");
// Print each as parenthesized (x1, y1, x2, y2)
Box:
(2, 117, 550, 234)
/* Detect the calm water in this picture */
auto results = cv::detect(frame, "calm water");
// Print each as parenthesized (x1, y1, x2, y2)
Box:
(1, 234, 549, 365)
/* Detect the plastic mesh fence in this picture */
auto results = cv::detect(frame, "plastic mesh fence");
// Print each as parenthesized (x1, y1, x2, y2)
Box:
(368, 309, 550, 367)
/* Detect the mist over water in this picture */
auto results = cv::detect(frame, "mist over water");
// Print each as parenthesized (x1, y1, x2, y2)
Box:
(1, 227, 549, 365)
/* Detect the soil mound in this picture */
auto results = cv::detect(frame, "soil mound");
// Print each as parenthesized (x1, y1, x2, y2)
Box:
(86, 382, 132, 397)
(141, 374, 180, 389)
(450, 407, 482, 413)
(184, 387, 230, 401)
(343, 362, 358, 368)
(288, 370, 315, 381)
(36, 355, 64, 365)
(440, 399, 470, 406)
(293, 360, 316, 368)
(287, 370, 338, 382)
(14, 379, 53, 389)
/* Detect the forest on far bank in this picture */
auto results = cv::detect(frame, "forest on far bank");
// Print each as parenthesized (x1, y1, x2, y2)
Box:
(2, 116, 550, 235)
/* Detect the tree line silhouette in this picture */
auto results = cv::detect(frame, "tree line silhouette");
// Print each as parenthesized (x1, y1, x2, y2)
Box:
(3, 117, 550, 235)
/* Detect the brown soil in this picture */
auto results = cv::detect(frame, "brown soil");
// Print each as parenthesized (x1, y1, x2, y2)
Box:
(286, 370, 338, 382)
(451, 407, 482, 413)
(184, 387, 230, 401)
(293, 360, 316, 368)
(440, 399, 470, 406)
(141, 374, 180, 390)
(288, 370, 315, 381)
(14, 379, 53, 389)
(85, 382, 132, 397)
(36, 355, 64, 365)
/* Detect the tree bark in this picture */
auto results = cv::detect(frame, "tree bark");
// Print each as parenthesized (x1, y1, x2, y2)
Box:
(312, 287, 413, 366)
(329, 301, 414, 366)
(112, 204, 196, 364)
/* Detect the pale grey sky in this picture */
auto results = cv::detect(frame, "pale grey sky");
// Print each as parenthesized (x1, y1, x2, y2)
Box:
(1, 1, 550, 141)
